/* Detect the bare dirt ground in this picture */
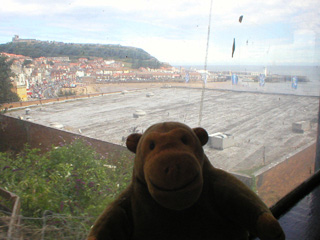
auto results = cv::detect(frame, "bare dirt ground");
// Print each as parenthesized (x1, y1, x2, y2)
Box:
(72, 82, 247, 94)
(72, 80, 319, 97)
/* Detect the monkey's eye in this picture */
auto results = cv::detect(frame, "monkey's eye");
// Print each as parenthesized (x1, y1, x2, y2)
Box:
(149, 141, 155, 150)
(181, 135, 189, 145)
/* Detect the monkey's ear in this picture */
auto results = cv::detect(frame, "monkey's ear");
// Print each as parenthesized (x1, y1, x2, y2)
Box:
(126, 133, 142, 153)
(193, 127, 208, 146)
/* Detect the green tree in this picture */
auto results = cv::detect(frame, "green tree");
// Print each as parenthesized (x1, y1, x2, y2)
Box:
(0, 42, 167, 69)
(22, 59, 32, 67)
(0, 56, 20, 104)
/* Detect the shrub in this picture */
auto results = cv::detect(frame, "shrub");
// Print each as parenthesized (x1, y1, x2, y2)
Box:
(58, 89, 76, 97)
(0, 139, 133, 218)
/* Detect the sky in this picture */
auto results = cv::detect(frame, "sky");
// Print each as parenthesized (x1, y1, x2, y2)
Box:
(0, 0, 319, 66)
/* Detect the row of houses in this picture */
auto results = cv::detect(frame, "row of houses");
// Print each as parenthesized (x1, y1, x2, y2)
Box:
(4, 52, 243, 100)
(0, 53, 202, 101)
(1, 52, 206, 85)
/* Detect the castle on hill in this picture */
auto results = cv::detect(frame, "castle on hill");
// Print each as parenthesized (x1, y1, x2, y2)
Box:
(12, 35, 39, 43)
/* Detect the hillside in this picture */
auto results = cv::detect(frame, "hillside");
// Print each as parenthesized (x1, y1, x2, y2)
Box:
(0, 41, 166, 69)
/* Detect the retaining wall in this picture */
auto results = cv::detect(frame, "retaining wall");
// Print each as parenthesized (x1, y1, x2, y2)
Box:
(254, 143, 316, 206)
(0, 115, 132, 159)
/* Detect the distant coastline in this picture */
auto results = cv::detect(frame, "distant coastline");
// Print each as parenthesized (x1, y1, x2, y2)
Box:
(180, 65, 320, 83)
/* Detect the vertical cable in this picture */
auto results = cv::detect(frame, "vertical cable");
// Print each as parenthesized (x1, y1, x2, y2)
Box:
(198, 0, 213, 126)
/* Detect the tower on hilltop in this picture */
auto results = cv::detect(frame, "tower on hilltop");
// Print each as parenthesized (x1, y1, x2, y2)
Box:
(12, 35, 20, 42)
(12, 35, 38, 43)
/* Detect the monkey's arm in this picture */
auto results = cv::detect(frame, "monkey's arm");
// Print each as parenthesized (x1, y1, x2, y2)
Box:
(206, 166, 285, 240)
(87, 187, 133, 240)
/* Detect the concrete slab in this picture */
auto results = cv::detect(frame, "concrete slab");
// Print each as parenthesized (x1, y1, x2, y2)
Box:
(6, 86, 319, 172)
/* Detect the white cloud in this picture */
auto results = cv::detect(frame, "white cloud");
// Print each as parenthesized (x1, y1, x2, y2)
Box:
(1, 0, 319, 65)
(0, 1, 42, 15)
(121, 36, 207, 64)
(1, 0, 318, 29)
(235, 29, 318, 65)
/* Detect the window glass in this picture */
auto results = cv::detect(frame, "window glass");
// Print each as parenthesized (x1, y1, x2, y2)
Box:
(0, 0, 319, 238)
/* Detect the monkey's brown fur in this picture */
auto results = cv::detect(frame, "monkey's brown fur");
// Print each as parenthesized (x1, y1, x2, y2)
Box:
(88, 122, 284, 240)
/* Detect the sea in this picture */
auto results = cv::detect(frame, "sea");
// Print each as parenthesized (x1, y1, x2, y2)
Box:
(182, 65, 320, 97)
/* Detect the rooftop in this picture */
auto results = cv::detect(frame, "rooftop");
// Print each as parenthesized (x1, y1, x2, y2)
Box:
(6, 84, 319, 173)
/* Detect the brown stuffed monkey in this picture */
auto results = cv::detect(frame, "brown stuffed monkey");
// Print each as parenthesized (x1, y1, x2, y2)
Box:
(88, 122, 285, 240)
